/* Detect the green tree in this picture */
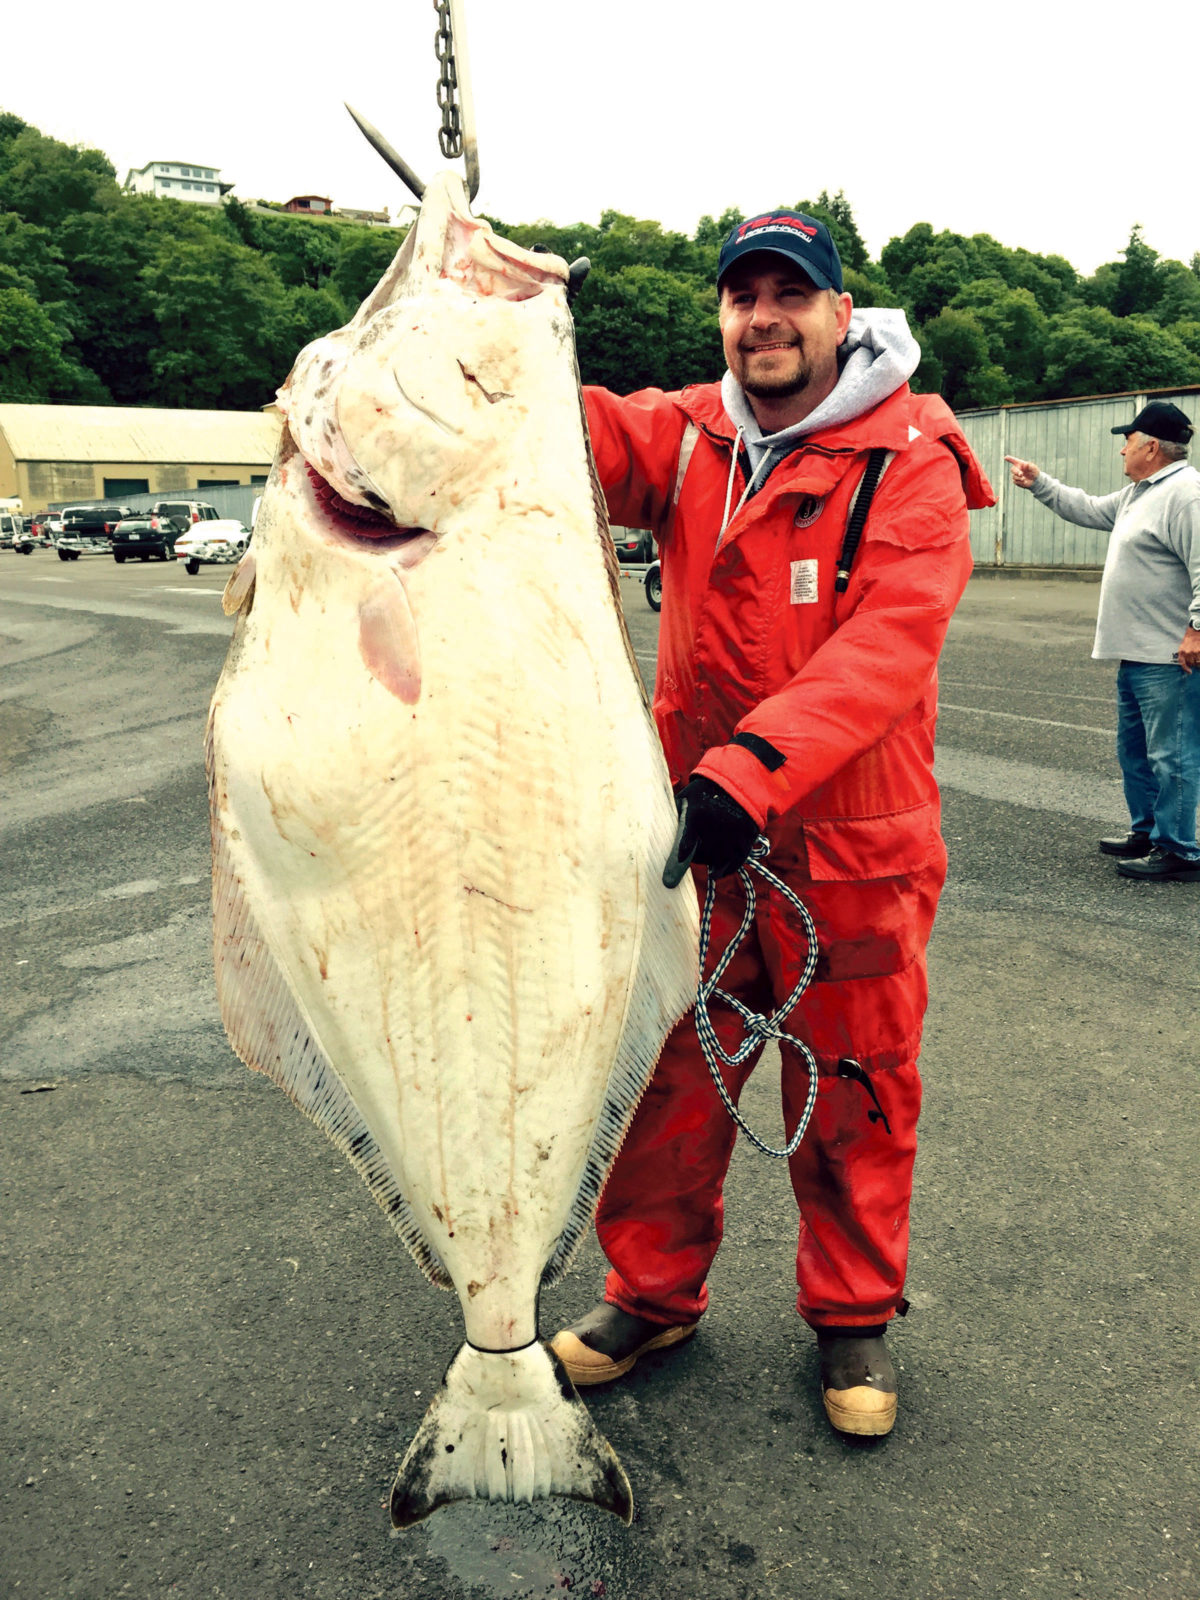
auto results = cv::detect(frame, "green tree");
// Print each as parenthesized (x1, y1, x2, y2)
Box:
(692, 206, 744, 253)
(280, 283, 350, 351)
(574, 265, 720, 392)
(332, 227, 409, 308)
(255, 214, 343, 290)
(493, 216, 605, 270)
(950, 278, 1047, 398)
(915, 308, 1011, 409)
(0, 127, 121, 227)
(881, 226, 977, 322)
(1169, 320, 1200, 362)
(969, 237, 1078, 315)
(1111, 224, 1162, 318)
(220, 196, 264, 251)
(1080, 260, 1122, 311)
(1152, 259, 1200, 326)
(880, 222, 937, 285)
(56, 198, 208, 404)
(795, 190, 869, 272)
(1042, 305, 1200, 396)
(882, 224, 1078, 324)
(841, 265, 900, 309)
(142, 236, 295, 408)
(0, 286, 105, 402)
(589, 212, 706, 278)
(0, 112, 28, 157)
(0, 212, 77, 337)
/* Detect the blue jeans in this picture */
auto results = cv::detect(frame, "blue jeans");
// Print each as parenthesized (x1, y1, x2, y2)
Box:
(1116, 661, 1200, 860)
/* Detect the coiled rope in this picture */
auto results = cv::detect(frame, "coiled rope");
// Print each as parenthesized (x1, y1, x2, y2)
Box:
(693, 836, 820, 1159)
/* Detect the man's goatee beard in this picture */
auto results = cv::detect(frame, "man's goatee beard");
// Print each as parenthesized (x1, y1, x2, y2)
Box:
(743, 370, 812, 401)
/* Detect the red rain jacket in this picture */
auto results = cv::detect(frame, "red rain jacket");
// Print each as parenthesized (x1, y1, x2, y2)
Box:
(586, 379, 995, 1069)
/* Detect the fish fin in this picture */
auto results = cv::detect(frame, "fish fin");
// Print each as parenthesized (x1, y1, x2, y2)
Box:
(390, 1342, 632, 1528)
(541, 780, 700, 1288)
(221, 551, 256, 617)
(207, 718, 451, 1288)
(358, 574, 422, 703)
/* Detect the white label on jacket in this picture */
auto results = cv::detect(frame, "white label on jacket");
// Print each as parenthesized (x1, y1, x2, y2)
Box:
(790, 558, 819, 604)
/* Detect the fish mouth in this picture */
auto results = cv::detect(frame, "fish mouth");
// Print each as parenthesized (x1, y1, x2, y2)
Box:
(305, 462, 434, 553)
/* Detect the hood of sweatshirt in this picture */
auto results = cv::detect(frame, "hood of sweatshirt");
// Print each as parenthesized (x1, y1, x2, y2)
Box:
(720, 308, 921, 480)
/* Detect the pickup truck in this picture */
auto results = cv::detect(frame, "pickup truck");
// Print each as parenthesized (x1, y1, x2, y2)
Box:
(55, 503, 134, 560)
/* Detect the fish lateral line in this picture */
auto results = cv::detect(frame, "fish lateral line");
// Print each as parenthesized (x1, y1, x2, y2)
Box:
(462, 883, 532, 914)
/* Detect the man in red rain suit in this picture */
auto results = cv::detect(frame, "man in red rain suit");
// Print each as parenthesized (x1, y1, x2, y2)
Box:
(551, 210, 993, 1435)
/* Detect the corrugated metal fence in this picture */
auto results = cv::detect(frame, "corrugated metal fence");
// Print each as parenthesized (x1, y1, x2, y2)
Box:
(959, 387, 1200, 568)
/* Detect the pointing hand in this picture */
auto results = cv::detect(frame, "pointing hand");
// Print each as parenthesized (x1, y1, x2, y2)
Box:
(1003, 455, 1040, 490)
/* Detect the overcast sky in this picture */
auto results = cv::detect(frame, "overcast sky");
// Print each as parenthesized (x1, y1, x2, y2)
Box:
(6, 0, 1199, 277)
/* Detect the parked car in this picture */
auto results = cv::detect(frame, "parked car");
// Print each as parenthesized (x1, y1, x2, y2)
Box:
(644, 559, 662, 612)
(174, 519, 250, 574)
(151, 499, 220, 527)
(111, 514, 185, 563)
(0, 510, 21, 550)
(611, 526, 654, 564)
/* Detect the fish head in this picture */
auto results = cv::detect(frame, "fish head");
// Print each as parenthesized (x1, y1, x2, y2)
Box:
(275, 171, 579, 544)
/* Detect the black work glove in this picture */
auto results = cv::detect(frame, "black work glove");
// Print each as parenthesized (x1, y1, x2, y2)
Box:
(662, 776, 760, 888)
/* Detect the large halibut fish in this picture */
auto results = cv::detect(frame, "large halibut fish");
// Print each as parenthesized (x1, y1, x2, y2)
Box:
(207, 171, 699, 1526)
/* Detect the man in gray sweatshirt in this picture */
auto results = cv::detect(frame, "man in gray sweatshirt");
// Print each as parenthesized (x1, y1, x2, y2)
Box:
(1006, 400, 1200, 881)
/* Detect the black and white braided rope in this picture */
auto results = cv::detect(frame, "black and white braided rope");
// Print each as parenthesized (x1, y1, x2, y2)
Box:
(693, 835, 820, 1159)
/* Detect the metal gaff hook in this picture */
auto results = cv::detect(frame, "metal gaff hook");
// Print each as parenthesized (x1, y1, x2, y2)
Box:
(343, 104, 427, 202)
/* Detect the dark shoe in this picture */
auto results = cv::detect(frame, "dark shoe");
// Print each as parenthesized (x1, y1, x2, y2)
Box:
(1098, 832, 1152, 857)
(817, 1325, 897, 1437)
(550, 1302, 696, 1387)
(1117, 848, 1200, 882)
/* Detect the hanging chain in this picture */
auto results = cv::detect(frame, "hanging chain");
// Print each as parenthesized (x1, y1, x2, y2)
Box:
(434, 0, 464, 159)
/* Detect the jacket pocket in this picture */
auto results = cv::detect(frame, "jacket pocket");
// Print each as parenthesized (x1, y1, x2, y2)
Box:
(801, 802, 940, 882)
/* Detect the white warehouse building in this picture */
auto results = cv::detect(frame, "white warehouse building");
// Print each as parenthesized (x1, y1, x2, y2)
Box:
(124, 161, 231, 204)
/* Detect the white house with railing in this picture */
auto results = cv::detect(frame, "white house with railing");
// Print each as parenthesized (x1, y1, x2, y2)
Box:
(124, 161, 231, 204)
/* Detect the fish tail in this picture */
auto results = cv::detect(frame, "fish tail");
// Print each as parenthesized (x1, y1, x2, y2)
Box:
(389, 1341, 632, 1528)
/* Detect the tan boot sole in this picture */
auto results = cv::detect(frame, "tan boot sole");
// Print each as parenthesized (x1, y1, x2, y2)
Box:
(823, 1384, 897, 1436)
(551, 1322, 696, 1387)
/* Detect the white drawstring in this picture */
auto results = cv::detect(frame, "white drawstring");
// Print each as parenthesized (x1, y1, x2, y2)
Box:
(716, 428, 771, 553)
(717, 425, 744, 550)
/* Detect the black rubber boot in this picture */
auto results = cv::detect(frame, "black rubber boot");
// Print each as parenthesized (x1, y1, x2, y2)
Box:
(550, 1302, 696, 1387)
(816, 1324, 897, 1436)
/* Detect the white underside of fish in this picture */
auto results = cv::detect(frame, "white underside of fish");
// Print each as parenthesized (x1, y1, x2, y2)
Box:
(208, 172, 698, 1526)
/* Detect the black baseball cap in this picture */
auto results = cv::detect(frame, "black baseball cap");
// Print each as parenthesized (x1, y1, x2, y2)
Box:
(717, 210, 844, 294)
(1111, 401, 1194, 444)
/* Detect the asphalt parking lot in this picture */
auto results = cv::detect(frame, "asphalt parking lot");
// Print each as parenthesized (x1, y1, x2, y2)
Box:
(1, 552, 1196, 1600)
